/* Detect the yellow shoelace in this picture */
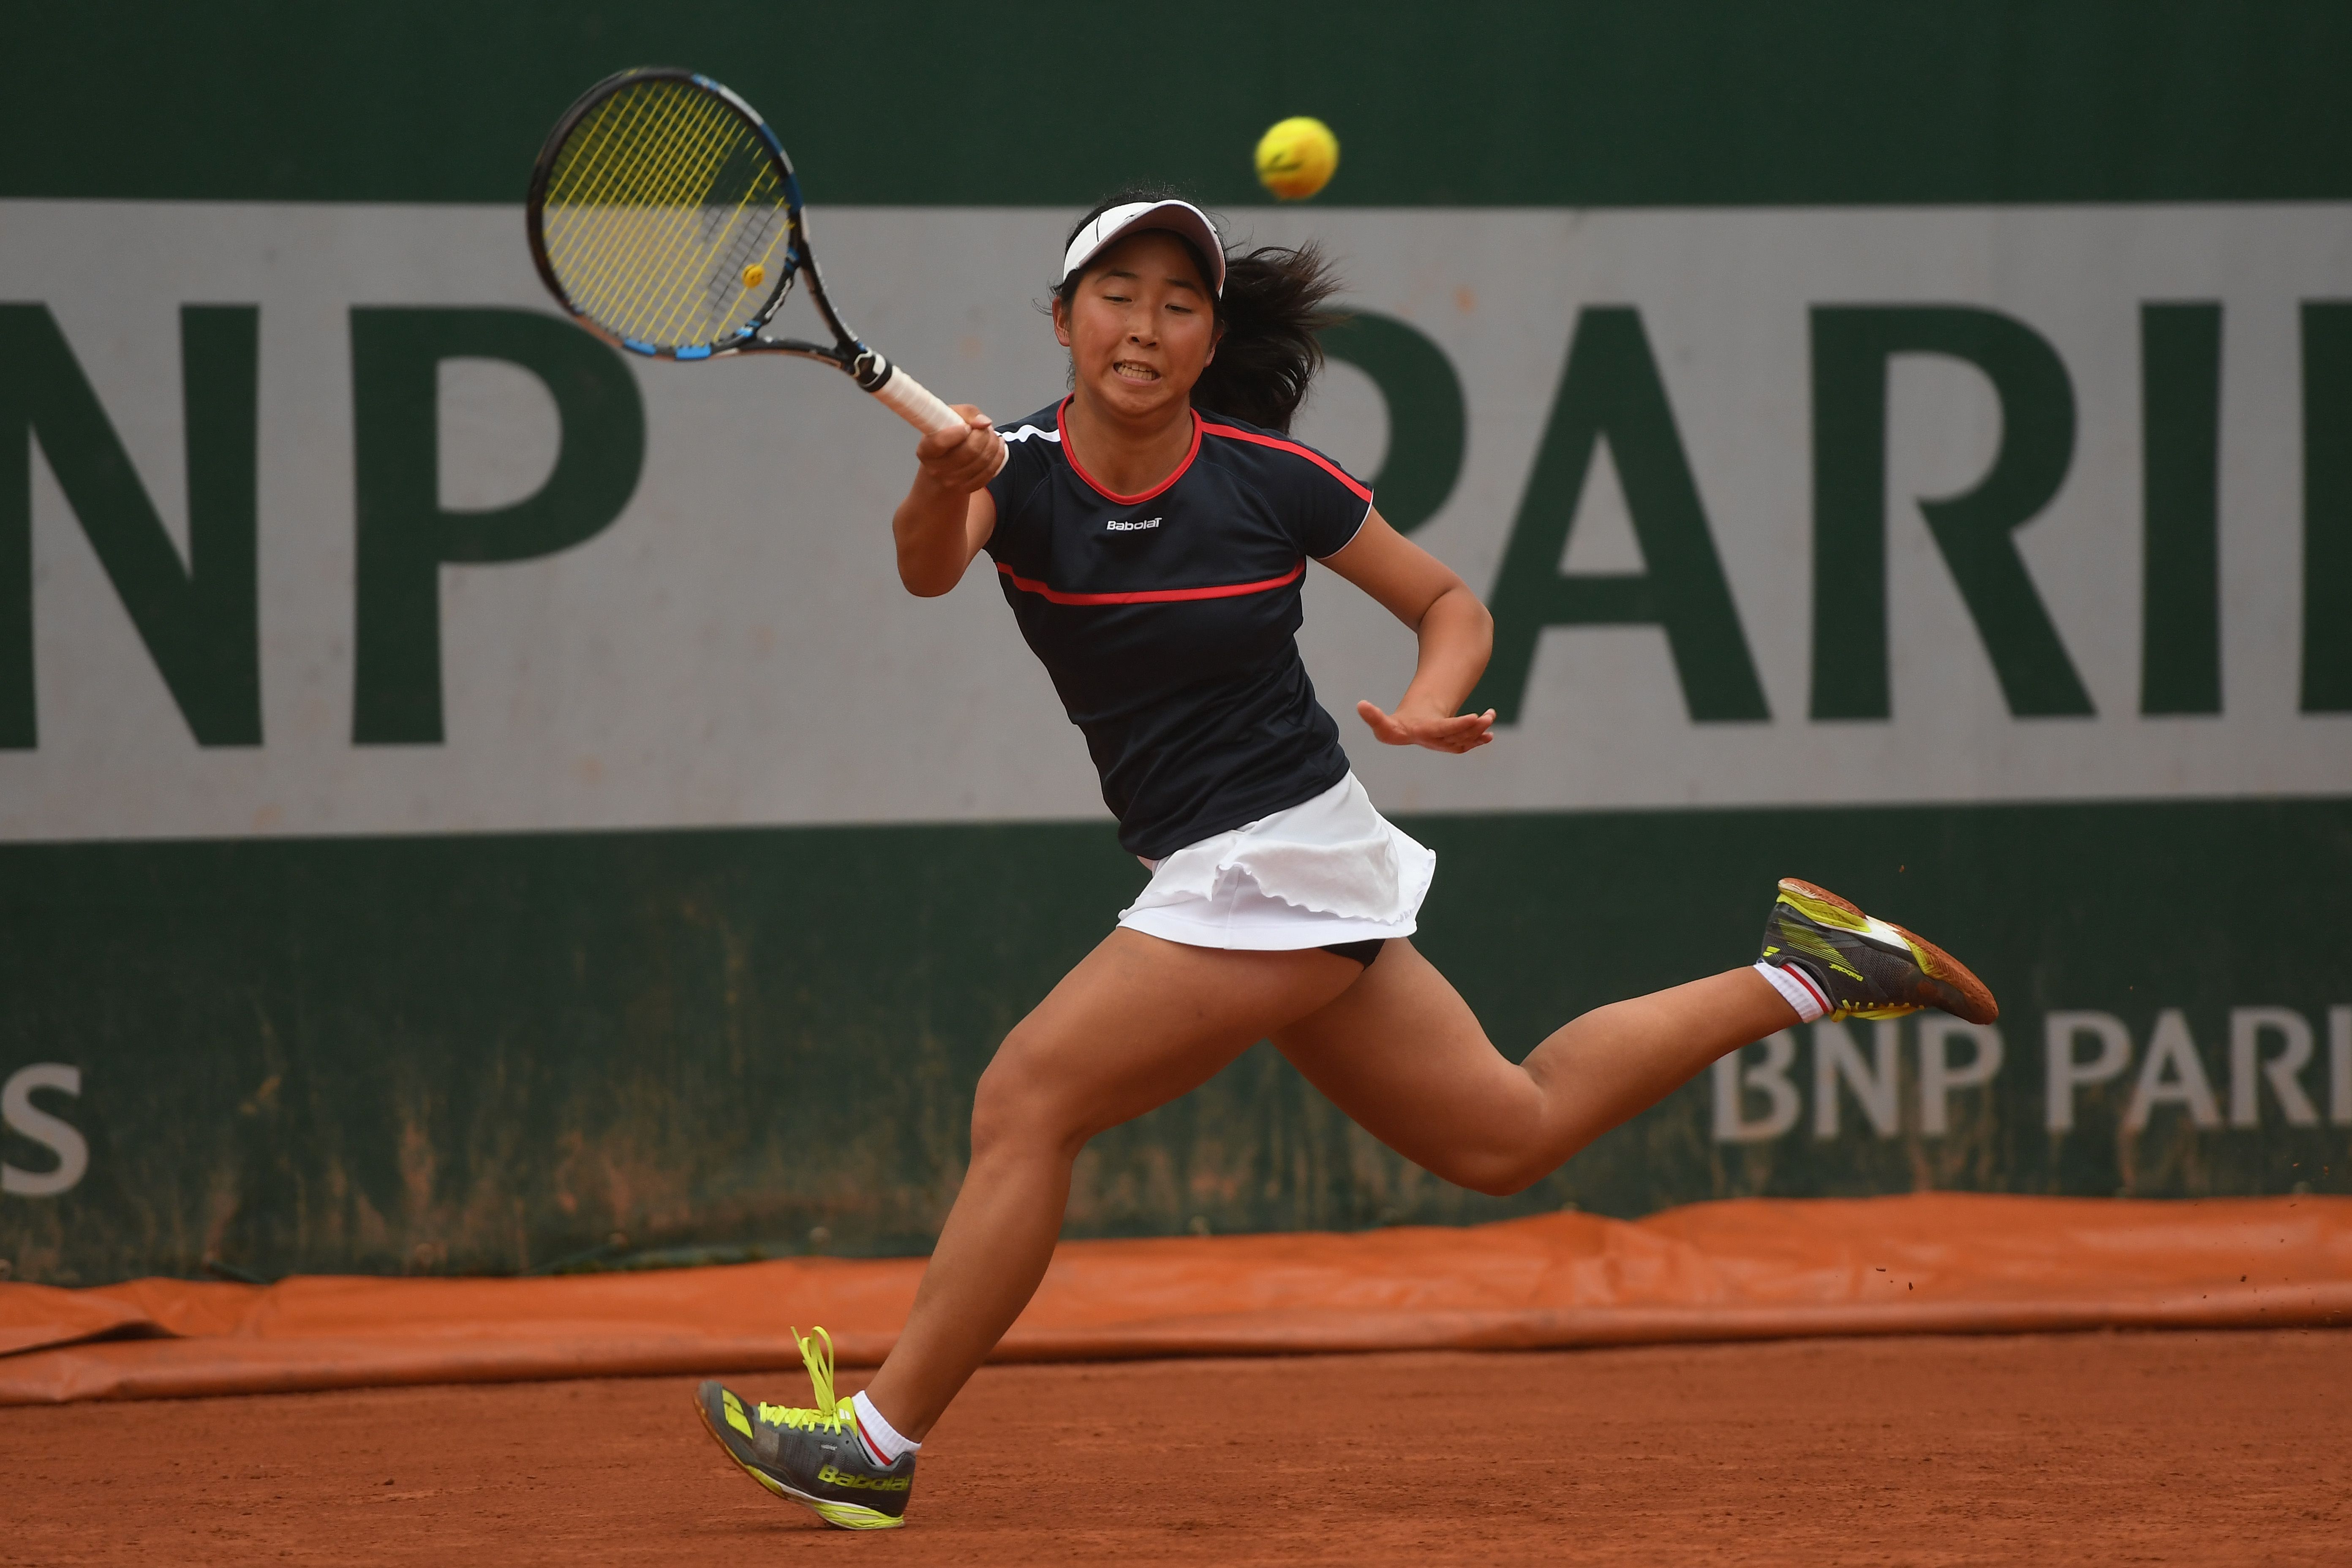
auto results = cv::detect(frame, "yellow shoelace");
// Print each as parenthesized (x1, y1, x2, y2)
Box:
(756, 1325, 853, 1432)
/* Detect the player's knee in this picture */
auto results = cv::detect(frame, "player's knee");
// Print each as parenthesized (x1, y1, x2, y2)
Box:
(965, 1062, 1037, 1158)
(1459, 1167, 1533, 1199)
(969, 1051, 1087, 1162)
(1473, 1165, 1544, 1198)
(1443, 1146, 1550, 1198)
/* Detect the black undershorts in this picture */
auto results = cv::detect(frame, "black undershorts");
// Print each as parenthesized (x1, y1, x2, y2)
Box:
(1318, 939, 1387, 968)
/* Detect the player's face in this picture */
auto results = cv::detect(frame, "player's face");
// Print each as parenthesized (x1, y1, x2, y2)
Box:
(1054, 231, 1219, 421)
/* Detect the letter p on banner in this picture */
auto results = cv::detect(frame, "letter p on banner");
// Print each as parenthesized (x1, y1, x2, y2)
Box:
(1919, 1020, 2004, 1136)
(348, 308, 645, 745)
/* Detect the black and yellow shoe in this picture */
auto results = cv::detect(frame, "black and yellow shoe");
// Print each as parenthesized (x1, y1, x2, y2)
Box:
(1759, 878, 1998, 1025)
(693, 1328, 915, 1531)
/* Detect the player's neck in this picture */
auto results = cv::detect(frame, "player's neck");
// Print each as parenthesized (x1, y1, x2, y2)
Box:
(1062, 392, 1195, 498)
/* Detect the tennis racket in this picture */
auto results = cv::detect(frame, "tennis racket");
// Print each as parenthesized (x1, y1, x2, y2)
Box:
(525, 67, 1001, 474)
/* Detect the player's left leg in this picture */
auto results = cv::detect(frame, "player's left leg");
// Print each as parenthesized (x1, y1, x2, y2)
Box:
(1274, 879, 1995, 1195)
(1272, 942, 1791, 1195)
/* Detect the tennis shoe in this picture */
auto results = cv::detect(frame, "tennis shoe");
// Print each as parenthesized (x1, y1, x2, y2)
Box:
(693, 1327, 915, 1530)
(1759, 878, 1998, 1025)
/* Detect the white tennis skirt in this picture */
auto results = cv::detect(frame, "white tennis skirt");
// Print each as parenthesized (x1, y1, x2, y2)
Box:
(1116, 772, 1435, 951)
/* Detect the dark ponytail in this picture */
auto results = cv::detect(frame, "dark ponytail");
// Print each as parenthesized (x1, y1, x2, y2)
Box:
(1054, 186, 1345, 433)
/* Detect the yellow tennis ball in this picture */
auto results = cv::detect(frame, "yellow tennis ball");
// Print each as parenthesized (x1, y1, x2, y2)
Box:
(1255, 116, 1339, 201)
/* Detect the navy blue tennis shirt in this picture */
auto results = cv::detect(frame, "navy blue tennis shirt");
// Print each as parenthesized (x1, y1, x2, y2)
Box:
(983, 398, 1375, 860)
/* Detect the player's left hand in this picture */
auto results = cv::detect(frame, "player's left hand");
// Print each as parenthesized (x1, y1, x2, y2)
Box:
(1356, 700, 1496, 754)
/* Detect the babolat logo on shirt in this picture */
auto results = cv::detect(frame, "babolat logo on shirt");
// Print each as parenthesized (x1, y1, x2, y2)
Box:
(818, 1465, 913, 1490)
(1105, 517, 1161, 531)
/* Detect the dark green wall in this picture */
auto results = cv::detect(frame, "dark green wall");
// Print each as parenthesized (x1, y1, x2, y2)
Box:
(6, 2, 2352, 206)
(4, 800, 2347, 1285)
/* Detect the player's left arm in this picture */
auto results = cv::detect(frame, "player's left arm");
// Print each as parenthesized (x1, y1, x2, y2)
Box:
(1318, 508, 1496, 754)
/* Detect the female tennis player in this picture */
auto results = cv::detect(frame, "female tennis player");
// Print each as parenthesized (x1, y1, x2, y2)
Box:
(695, 193, 1998, 1530)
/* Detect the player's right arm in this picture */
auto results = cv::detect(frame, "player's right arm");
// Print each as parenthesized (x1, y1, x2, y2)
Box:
(894, 407, 1000, 596)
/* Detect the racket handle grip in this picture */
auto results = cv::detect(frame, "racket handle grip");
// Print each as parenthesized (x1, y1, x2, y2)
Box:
(860, 354, 1008, 479)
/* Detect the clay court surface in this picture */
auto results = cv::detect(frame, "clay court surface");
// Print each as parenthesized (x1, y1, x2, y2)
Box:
(7, 1330, 2345, 1566)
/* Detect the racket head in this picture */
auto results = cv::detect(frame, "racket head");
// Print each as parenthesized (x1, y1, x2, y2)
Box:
(526, 68, 804, 360)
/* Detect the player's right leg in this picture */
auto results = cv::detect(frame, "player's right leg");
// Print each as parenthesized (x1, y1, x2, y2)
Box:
(852, 931, 1361, 1435)
(694, 928, 1362, 1528)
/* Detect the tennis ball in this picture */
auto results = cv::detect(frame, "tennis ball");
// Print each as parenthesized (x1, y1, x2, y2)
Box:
(1255, 117, 1339, 201)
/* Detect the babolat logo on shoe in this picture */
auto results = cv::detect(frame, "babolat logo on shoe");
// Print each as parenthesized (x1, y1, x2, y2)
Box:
(721, 1390, 754, 1439)
(817, 1465, 912, 1491)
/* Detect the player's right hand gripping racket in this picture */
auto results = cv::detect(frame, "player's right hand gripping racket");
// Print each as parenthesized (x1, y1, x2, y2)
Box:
(526, 67, 1002, 476)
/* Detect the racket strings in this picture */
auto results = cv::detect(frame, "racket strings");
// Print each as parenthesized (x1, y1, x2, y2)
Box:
(550, 83, 734, 318)
(548, 86, 703, 303)
(592, 94, 758, 335)
(544, 95, 694, 327)
(542, 78, 794, 349)
(555, 86, 749, 334)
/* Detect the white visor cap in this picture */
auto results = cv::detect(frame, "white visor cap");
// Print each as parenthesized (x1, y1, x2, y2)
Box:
(1058, 199, 1226, 297)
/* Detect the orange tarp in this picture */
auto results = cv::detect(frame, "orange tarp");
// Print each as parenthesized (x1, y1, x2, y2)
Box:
(3, 1193, 2346, 1405)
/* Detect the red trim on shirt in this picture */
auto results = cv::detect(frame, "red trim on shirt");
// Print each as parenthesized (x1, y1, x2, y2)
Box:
(996, 560, 1305, 606)
(1198, 421, 1374, 502)
(1056, 397, 1202, 505)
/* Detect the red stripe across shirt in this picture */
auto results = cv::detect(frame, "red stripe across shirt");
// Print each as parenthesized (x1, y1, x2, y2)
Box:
(981, 399, 1375, 860)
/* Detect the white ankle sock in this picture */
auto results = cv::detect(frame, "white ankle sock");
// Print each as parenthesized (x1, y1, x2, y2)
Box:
(850, 1390, 919, 1467)
(1755, 960, 1828, 1022)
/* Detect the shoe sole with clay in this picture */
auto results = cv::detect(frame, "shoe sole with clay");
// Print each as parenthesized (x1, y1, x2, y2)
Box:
(1778, 878, 1999, 1026)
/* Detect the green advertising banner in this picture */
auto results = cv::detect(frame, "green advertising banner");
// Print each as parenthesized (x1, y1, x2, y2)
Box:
(3, 3, 2349, 1284)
